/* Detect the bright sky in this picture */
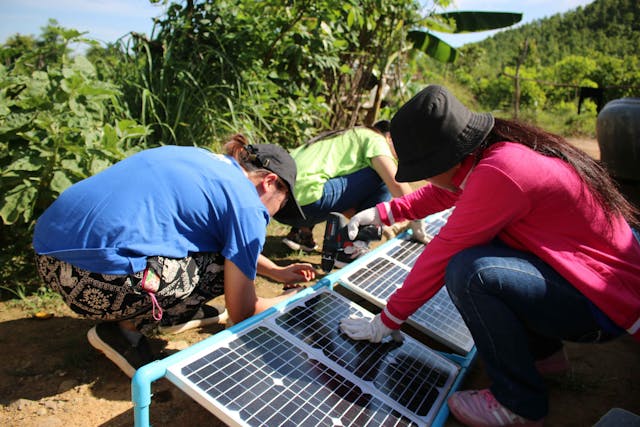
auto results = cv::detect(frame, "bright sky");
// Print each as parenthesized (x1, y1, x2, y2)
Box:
(0, 0, 595, 48)
(0, 0, 168, 46)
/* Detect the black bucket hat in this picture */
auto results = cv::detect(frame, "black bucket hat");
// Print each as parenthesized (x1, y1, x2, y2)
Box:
(248, 144, 306, 222)
(390, 85, 494, 182)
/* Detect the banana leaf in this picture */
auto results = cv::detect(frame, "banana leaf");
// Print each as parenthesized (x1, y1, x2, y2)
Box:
(434, 11, 523, 33)
(410, 11, 522, 63)
(407, 30, 459, 63)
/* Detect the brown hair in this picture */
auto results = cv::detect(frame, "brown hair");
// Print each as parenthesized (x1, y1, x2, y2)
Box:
(223, 134, 259, 171)
(223, 134, 288, 192)
(480, 118, 638, 228)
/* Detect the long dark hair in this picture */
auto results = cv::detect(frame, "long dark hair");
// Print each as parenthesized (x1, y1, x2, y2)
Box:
(482, 118, 638, 228)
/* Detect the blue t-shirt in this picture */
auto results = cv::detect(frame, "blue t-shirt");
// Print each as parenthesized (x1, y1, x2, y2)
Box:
(33, 146, 269, 279)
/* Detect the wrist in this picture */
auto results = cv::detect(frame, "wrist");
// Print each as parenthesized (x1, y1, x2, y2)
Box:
(377, 202, 394, 226)
(262, 266, 281, 281)
(380, 307, 403, 329)
(372, 314, 393, 342)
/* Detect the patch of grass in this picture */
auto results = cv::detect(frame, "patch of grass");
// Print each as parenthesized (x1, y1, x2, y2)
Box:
(501, 105, 598, 139)
(1, 285, 64, 316)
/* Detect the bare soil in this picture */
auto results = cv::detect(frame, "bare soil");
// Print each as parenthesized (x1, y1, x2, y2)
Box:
(2, 138, 639, 427)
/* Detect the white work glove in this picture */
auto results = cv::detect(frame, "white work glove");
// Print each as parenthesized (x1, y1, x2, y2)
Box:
(339, 313, 403, 343)
(347, 207, 382, 240)
(410, 220, 430, 244)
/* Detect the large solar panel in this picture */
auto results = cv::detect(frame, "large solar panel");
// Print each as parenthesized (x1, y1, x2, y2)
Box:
(338, 210, 474, 355)
(166, 289, 460, 426)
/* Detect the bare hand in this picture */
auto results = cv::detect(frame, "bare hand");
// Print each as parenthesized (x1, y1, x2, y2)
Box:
(276, 263, 316, 285)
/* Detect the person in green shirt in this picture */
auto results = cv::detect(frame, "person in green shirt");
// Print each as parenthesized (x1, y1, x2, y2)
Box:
(278, 121, 422, 266)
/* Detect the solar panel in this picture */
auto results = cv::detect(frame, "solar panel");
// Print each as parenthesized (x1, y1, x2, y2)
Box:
(338, 210, 474, 355)
(416, 208, 454, 244)
(166, 289, 460, 427)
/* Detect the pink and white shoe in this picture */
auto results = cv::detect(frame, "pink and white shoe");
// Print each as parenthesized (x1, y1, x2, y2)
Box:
(448, 389, 544, 427)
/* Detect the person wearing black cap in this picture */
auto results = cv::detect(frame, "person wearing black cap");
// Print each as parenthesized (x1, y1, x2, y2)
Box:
(33, 134, 314, 377)
(339, 85, 640, 426)
(278, 121, 426, 266)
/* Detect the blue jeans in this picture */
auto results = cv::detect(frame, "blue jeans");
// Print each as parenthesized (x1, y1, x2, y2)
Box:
(284, 167, 391, 229)
(445, 241, 624, 420)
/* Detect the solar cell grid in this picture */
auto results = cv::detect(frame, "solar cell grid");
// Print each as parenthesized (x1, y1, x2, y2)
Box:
(345, 257, 406, 300)
(166, 290, 459, 427)
(412, 291, 472, 351)
(181, 326, 410, 426)
(385, 239, 424, 265)
(275, 293, 455, 417)
(424, 218, 448, 237)
(338, 210, 474, 354)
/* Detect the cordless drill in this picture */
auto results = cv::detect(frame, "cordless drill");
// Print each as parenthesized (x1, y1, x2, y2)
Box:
(321, 212, 382, 272)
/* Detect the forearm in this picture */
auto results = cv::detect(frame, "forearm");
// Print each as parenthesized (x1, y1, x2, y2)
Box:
(389, 181, 416, 199)
(382, 251, 447, 328)
(256, 254, 278, 280)
(378, 185, 456, 224)
(371, 155, 415, 199)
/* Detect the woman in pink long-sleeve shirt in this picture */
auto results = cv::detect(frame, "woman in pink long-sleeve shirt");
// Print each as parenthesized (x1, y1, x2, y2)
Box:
(339, 85, 640, 427)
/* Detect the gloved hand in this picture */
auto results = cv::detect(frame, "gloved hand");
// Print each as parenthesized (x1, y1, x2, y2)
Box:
(339, 313, 403, 343)
(410, 220, 430, 244)
(347, 207, 382, 240)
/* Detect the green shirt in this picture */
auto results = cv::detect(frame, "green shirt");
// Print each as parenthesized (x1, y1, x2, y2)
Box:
(291, 127, 394, 206)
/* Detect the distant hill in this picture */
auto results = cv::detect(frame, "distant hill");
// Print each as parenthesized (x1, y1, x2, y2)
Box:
(470, 0, 639, 67)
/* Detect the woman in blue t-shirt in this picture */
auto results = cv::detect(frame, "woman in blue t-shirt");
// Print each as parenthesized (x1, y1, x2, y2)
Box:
(33, 134, 314, 377)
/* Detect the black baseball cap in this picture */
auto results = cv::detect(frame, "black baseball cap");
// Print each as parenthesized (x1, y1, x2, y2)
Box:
(249, 144, 305, 222)
(391, 85, 494, 182)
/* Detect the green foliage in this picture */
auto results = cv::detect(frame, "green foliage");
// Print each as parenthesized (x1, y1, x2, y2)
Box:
(0, 45, 149, 225)
(470, 0, 640, 70)
(0, 223, 40, 297)
(0, 23, 149, 293)
(107, 0, 435, 146)
(410, 10, 522, 64)
(104, 1, 340, 148)
(434, 11, 521, 33)
(514, 101, 598, 137)
(448, 0, 639, 136)
(89, 0, 519, 149)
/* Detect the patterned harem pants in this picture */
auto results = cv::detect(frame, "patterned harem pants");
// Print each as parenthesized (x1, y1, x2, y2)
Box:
(34, 253, 225, 328)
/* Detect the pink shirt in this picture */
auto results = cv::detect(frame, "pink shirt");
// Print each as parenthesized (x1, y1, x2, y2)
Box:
(378, 142, 640, 342)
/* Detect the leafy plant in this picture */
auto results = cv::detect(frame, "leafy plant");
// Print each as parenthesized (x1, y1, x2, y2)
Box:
(108, 1, 331, 149)
(109, 1, 523, 145)
(0, 25, 150, 227)
(0, 23, 149, 294)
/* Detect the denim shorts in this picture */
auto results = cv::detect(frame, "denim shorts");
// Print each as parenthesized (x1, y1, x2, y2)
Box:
(285, 167, 391, 228)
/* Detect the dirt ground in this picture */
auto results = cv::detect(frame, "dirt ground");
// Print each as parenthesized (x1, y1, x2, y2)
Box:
(1, 138, 639, 427)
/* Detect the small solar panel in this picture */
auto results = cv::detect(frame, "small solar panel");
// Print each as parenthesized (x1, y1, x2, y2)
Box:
(166, 289, 460, 426)
(422, 210, 452, 242)
(338, 210, 474, 354)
